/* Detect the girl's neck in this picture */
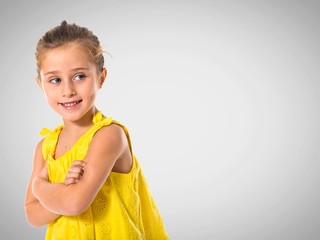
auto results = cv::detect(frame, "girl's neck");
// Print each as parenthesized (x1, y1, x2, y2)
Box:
(62, 107, 97, 135)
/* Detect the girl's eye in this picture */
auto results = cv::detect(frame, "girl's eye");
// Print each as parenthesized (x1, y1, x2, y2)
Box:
(49, 78, 61, 84)
(74, 74, 86, 81)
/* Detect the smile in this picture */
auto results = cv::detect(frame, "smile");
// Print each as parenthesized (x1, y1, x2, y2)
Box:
(60, 100, 83, 107)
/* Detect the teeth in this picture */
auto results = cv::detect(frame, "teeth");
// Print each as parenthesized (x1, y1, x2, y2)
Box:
(63, 101, 79, 107)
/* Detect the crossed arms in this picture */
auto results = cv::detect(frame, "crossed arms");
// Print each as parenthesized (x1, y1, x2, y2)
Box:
(24, 124, 131, 227)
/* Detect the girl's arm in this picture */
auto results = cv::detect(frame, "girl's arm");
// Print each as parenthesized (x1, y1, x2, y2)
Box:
(24, 139, 60, 227)
(32, 124, 131, 216)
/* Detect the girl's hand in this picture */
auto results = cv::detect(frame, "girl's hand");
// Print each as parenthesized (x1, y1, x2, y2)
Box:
(64, 160, 87, 186)
(38, 155, 49, 181)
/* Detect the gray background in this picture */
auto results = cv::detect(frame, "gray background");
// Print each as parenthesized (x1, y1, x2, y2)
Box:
(1, 0, 320, 239)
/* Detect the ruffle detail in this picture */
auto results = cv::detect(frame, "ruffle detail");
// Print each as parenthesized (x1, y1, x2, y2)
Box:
(93, 111, 113, 127)
(40, 125, 63, 136)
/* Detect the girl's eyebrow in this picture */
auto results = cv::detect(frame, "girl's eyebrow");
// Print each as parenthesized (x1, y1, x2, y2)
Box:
(44, 70, 59, 76)
(44, 68, 90, 76)
(71, 67, 90, 72)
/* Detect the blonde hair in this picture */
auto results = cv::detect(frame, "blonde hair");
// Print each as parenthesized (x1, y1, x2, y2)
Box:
(35, 21, 104, 77)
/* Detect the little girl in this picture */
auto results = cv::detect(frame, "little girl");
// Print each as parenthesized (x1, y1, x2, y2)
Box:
(24, 21, 168, 240)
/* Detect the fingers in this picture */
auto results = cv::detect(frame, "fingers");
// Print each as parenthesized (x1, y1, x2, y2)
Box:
(64, 160, 87, 186)
(71, 160, 87, 169)
(64, 172, 83, 186)
(64, 178, 80, 186)
(66, 170, 83, 178)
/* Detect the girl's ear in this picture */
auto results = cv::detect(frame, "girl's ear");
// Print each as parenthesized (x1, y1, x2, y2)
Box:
(36, 77, 43, 89)
(99, 68, 107, 88)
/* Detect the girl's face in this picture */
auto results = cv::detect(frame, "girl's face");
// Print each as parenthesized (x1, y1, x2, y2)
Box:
(38, 43, 106, 123)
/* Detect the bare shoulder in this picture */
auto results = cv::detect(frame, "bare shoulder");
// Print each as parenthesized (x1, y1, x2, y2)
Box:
(90, 123, 128, 153)
(89, 123, 132, 173)
(94, 123, 126, 141)
(34, 138, 45, 163)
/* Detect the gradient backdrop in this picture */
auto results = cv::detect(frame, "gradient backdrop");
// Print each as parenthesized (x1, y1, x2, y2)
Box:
(1, 0, 320, 239)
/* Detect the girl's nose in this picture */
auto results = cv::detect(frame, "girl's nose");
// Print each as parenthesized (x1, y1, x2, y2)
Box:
(62, 82, 76, 97)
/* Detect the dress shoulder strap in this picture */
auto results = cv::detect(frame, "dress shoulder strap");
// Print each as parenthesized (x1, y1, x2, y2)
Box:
(38, 111, 133, 160)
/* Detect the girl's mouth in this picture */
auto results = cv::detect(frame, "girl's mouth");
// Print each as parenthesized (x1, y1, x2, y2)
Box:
(60, 100, 83, 108)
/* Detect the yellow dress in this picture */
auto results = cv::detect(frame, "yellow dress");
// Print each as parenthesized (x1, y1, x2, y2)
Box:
(40, 111, 168, 240)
